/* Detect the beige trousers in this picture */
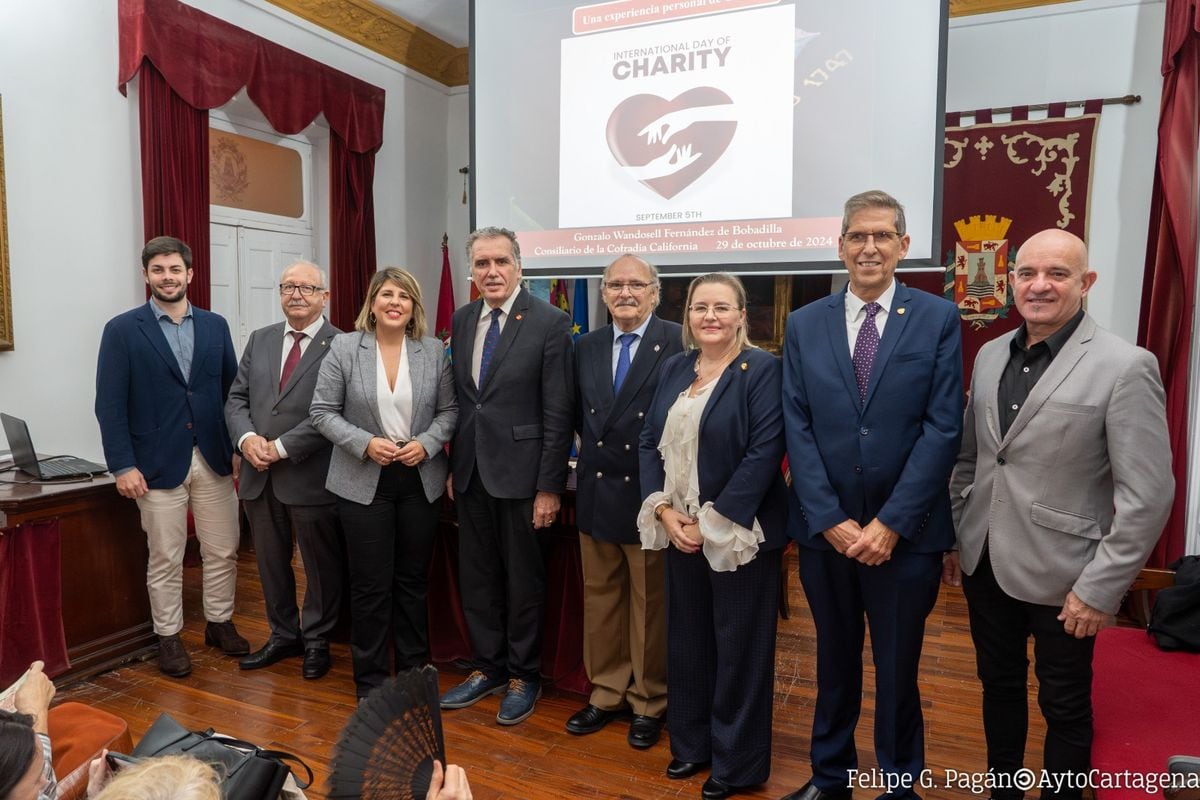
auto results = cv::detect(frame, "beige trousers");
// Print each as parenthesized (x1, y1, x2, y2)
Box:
(135, 448, 239, 636)
(578, 533, 668, 718)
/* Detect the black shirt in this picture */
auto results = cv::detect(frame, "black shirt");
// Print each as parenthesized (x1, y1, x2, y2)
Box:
(997, 308, 1085, 438)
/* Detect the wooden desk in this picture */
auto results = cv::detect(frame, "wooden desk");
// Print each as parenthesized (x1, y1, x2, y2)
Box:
(0, 473, 155, 684)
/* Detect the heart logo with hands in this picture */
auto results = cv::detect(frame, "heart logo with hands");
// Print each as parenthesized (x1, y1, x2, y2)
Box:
(605, 87, 737, 200)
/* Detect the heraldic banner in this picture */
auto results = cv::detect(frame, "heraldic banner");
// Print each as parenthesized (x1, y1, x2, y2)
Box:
(915, 111, 1101, 386)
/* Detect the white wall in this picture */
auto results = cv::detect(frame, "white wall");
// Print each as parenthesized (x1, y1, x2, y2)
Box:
(0, 0, 1170, 465)
(0, 0, 454, 462)
(946, 0, 1166, 342)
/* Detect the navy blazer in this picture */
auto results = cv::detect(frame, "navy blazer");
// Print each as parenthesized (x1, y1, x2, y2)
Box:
(574, 315, 683, 544)
(639, 348, 789, 552)
(782, 282, 963, 553)
(95, 302, 238, 490)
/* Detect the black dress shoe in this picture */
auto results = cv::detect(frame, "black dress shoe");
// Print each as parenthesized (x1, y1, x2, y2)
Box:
(666, 758, 710, 779)
(702, 776, 746, 800)
(239, 640, 304, 670)
(302, 647, 332, 679)
(779, 781, 853, 800)
(627, 715, 663, 749)
(565, 704, 622, 735)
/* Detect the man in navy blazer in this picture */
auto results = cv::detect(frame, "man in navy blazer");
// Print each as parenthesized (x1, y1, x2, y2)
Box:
(568, 254, 681, 748)
(781, 192, 963, 800)
(95, 236, 248, 678)
(439, 227, 575, 726)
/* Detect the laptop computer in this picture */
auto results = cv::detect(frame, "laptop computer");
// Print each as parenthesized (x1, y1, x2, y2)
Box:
(0, 413, 109, 480)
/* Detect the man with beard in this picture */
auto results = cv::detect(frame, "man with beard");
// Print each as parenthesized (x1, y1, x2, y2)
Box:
(96, 236, 248, 678)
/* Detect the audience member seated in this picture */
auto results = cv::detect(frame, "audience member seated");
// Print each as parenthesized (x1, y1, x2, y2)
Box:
(426, 761, 472, 800)
(0, 661, 57, 800)
(88, 756, 218, 800)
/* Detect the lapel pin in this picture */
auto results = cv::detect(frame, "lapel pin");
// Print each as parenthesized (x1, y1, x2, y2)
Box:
(740, 362, 748, 371)
(654, 344, 661, 352)
(515, 314, 523, 321)
(897, 307, 906, 315)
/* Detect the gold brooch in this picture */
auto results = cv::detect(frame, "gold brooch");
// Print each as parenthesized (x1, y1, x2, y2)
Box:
(740, 362, 748, 371)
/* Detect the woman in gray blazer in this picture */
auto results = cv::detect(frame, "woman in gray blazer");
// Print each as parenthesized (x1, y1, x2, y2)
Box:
(311, 267, 458, 700)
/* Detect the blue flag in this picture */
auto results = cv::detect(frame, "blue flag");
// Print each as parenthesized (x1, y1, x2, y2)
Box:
(572, 279, 589, 340)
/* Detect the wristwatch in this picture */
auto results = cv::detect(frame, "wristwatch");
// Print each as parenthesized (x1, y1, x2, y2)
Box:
(654, 503, 670, 521)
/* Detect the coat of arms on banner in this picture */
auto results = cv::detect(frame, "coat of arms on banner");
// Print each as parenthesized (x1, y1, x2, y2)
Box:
(945, 214, 1014, 329)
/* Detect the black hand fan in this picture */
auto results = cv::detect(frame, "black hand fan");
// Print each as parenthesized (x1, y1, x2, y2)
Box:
(328, 665, 447, 799)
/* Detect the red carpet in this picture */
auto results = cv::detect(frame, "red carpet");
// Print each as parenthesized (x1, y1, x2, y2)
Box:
(1092, 626, 1200, 796)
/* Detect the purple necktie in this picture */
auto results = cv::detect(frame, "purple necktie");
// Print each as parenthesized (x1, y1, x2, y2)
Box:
(478, 308, 502, 384)
(852, 302, 881, 403)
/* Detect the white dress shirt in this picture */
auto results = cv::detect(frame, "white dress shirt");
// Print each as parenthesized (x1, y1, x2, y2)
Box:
(376, 337, 414, 444)
(845, 279, 896, 358)
(471, 291, 520, 386)
(611, 315, 653, 381)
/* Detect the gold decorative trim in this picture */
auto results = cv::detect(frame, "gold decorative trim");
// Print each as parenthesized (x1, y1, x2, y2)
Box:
(0, 96, 12, 351)
(949, 0, 1077, 17)
(1001, 130, 1081, 229)
(266, 0, 469, 87)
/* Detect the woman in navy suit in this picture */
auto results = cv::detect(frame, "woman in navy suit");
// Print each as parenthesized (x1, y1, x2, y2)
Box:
(638, 272, 789, 799)
(311, 267, 458, 700)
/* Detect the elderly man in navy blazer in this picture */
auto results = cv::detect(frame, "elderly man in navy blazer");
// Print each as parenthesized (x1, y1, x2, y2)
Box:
(781, 191, 963, 800)
(95, 236, 249, 678)
(568, 254, 681, 748)
(225, 260, 342, 680)
(439, 226, 574, 726)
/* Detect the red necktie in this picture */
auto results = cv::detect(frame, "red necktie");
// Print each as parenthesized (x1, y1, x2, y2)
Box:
(280, 331, 305, 391)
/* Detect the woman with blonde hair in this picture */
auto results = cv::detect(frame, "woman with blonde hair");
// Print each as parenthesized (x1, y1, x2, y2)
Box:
(311, 267, 458, 700)
(637, 272, 788, 799)
(90, 756, 219, 800)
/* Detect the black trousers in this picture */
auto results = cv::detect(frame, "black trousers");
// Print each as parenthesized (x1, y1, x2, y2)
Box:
(456, 478, 547, 682)
(337, 463, 439, 696)
(667, 546, 780, 788)
(962, 549, 1095, 800)
(242, 476, 342, 648)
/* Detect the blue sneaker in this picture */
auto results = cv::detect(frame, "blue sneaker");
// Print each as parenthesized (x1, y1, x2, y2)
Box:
(440, 670, 506, 709)
(496, 678, 542, 725)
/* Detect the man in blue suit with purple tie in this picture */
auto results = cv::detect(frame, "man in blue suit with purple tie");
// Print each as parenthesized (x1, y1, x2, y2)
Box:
(780, 191, 963, 800)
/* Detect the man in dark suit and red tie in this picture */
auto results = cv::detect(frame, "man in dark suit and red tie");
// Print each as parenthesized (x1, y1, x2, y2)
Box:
(780, 191, 964, 800)
(439, 226, 574, 726)
(568, 254, 681, 749)
(224, 260, 343, 680)
(95, 236, 249, 678)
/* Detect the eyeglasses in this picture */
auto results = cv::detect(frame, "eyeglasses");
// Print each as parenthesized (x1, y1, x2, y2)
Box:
(603, 281, 654, 294)
(843, 230, 902, 247)
(279, 283, 324, 296)
(687, 303, 739, 317)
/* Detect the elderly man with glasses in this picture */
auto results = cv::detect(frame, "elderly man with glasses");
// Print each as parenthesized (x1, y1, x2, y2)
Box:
(567, 253, 682, 748)
(224, 260, 344, 679)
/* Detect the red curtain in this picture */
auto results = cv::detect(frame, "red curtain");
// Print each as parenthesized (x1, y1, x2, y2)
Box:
(0, 521, 69, 685)
(118, 0, 385, 319)
(138, 62, 211, 308)
(1137, 0, 1200, 566)
(329, 133, 378, 330)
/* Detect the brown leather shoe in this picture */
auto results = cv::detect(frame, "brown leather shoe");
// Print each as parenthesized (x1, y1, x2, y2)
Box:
(204, 621, 250, 656)
(157, 634, 192, 677)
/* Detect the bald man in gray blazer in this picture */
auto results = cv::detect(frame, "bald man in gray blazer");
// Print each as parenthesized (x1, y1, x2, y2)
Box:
(945, 229, 1173, 799)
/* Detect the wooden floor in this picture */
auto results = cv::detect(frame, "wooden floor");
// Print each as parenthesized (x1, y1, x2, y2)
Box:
(58, 548, 1046, 800)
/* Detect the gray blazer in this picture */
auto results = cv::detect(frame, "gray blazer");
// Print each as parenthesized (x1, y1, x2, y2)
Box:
(949, 314, 1174, 614)
(310, 331, 458, 505)
(224, 320, 340, 505)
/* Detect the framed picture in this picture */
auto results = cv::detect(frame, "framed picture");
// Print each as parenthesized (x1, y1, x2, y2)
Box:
(0, 96, 11, 351)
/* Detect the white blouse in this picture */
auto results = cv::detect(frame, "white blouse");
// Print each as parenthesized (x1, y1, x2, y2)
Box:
(637, 379, 764, 572)
(376, 339, 413, 444)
